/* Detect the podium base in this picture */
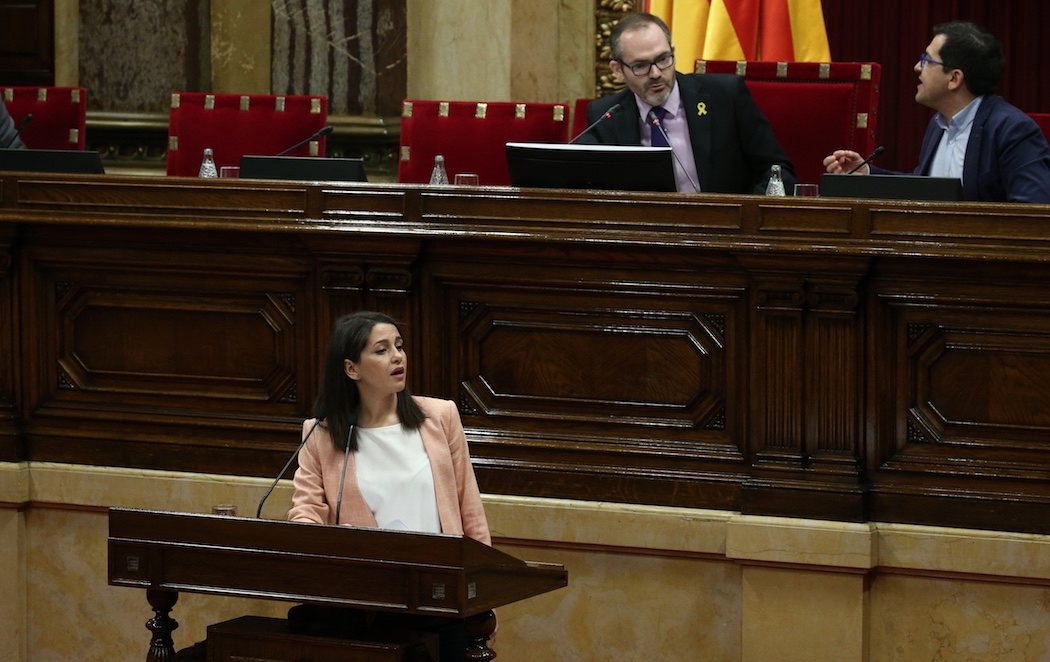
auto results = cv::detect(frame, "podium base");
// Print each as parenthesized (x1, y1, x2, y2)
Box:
(206, 615, 439, 662)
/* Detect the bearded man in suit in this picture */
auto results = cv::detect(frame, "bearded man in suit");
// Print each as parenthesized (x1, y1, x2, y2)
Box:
(579, 12, 796, 195)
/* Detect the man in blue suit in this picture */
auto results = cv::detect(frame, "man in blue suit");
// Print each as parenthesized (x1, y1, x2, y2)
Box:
(579, 12, 796, 195)
(0, 97, 27, 149)
(825, 21, 1050, 203)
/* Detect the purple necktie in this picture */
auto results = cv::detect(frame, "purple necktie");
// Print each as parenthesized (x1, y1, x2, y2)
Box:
(649, 106, 670, 148)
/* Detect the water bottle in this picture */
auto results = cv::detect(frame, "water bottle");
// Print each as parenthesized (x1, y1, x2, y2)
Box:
(429, 154, 449, 185)
(765, 164, 786, 196)
(198, 148, 218, 178)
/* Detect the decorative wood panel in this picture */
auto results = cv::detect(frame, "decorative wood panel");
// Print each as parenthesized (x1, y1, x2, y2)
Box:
(869, 260, 1050, 532)
(0, 224, 17, 459)
(4, 173, 1050, 532)
(419, 243, 748, 509)
(0, 0, 54, 85)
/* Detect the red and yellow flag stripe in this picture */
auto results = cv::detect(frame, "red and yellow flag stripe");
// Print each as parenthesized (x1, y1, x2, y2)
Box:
(646, 0, 830, 69)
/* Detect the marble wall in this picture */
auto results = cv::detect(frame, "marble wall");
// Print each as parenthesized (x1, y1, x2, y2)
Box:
(271, 0, 406, 116)
(406, 0, 593, 104)
(65, 0, 594, 117)
(78, 0, 211, 112)
(2, 462, 1048, 661)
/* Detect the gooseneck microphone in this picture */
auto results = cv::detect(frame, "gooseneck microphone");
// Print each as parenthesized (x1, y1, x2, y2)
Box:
(255, 417, 322, 518)
(568, 103, 623, 144)
(333, 424, 354, 525)
(647, 109, 701, 193)
(847, 145, 886, 174)
(276, 125, 334, 156)
(17, 113, 33, 134)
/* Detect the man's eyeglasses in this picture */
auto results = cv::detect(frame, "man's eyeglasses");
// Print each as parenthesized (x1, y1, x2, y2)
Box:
(917, 53, 947, 69)
(619, 51, 675, 77)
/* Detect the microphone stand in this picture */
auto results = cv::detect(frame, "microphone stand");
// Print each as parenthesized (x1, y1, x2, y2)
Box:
(568, 103, 623, 144)
(333, 425, 354, 524)
(256, 418, 322, 517)
(847, 146, 886, 174)
(276, 125, 334, 157)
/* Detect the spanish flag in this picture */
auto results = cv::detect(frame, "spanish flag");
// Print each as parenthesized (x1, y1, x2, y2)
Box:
(646, 0, 830, 70)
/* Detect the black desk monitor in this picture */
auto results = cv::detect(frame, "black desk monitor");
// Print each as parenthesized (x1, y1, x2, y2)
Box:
(506, 142, 677, 192)
(821, 173, 963, 201)
(0, 148, 105, 174)
(239, 155, 367, 183)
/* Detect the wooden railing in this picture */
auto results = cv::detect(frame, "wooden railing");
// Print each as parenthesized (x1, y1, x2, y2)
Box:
(3, 172, 1050, 533)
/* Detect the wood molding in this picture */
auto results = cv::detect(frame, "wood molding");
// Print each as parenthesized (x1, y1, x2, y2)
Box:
(4, 173, 1050, 533)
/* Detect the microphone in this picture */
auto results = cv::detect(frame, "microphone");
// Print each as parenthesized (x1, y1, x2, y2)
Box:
(17, 113, 32, 134)
(255, 418, 322, 518)
(846, 145, 885, 174)
(333, 425, 354, 524)
(276, 125, 334, 156)
(647, 109, 701, 193)
(568, 103, 623, 144)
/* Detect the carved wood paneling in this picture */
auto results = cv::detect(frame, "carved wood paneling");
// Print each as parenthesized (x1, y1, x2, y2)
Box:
(18, 229, 314, 473)
(0, 0, 54, 85)
(4, 173, 1050, 532)
(0, 225, 18, 459)
(870, 260, 1050, 532)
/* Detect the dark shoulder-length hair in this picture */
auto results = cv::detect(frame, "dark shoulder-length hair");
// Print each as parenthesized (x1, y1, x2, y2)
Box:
(314, 311, 426, 451)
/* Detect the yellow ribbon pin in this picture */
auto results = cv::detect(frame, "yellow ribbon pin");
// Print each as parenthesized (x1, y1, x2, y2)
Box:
(697, 102, 708, 117)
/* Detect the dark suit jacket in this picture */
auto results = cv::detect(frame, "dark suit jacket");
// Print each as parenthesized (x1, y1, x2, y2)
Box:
(0, 98, 26, 150)
(580, 72, 796, 194)
(875, 95, 1050, 203)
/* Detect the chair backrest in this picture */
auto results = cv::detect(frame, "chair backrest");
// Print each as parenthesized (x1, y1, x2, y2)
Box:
(166, 92, 328, 177)
(694, 61, 881, 185)
(1027, 113, 1050, 143)
(398, 100, 570, 185)
(1, 86, 87, 150)
(569, 98, 593, 143)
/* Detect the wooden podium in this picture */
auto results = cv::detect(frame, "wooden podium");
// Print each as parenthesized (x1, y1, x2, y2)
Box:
(108, 508, 568, 661)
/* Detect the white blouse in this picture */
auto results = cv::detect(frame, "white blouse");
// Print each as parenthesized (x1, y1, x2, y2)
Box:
(353, 423, 441, 533)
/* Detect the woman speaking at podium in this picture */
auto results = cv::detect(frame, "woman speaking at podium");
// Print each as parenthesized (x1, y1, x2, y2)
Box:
(286, 310, 490, 659)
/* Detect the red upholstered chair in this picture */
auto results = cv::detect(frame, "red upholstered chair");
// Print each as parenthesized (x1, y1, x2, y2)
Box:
(1028, 113, 1050, 143)
(694, 60, 881, 185)
(166, 92, 328, 176)
(1, 86, 87, 150)
(398, 100, 570, 185)
(570, 97, 593, 142)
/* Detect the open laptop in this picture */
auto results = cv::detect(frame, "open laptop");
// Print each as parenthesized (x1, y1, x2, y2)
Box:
(820, 173, 963, 201)
(0, 148, 105, 174)
(239, 155, 367, 183)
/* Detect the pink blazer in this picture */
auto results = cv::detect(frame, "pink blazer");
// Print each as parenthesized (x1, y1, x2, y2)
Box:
(287, 396, 490, 545)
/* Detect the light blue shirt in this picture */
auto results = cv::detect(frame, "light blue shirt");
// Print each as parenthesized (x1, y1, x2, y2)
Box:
(929, 97, 983, 180)
(635, 85, 701, 193)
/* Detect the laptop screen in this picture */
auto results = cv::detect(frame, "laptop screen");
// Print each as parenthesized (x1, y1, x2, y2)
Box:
(820, 173, 963, 201)
(506, 142, 677, 192)
(0, 148, 105, 175)
(239, 155, 367, 183)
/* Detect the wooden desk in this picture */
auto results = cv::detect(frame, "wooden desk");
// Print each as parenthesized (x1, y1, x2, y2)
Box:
(4, 173, 1050, 533)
